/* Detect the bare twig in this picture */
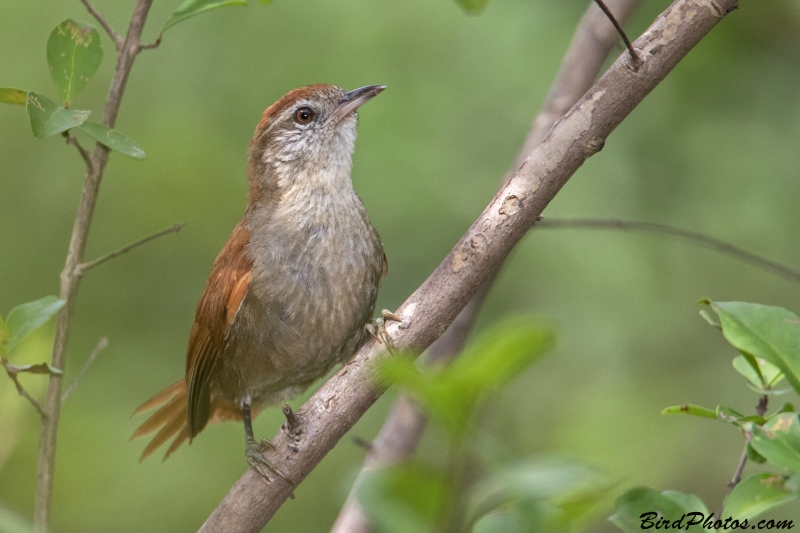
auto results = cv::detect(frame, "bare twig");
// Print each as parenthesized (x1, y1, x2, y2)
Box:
(78, 223, 185, 273)
(331, 2, 641, 531)
(3, 358, 48, 419)
(536, 218, 800, 284)
(63, 133, 94, 174)
(80, 0, 123, 51)
(34, 0, 156, 529)
(60, 337, 108, 404)
(200, 1, 739, 531)
(593, 0, 640, 68)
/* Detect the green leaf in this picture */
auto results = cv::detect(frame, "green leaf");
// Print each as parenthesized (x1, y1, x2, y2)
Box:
(466, 459, 609, 532)
(698, 308, 721, 328)
(704, 300, 800, 396)
(46, 20, 103, 104)
(747, 442, 768, 464)
(78, 121, 146, 159)
(661, 404, 717, 419)
(733, 354, 765, 388)
(5, 362, 63, 376)
(609, 487, 703, 533)
(162, 0, 248, 33)
(381, 316, 554, 439)
(455, 0, 488, 14)
(5, 296, 65, 353)
(26, 92, 90, 138)
(0, 88, 28, 105)
(723, 473, 795, 519)
(357, 462, 452, 533)
(750, 413, 800, 472)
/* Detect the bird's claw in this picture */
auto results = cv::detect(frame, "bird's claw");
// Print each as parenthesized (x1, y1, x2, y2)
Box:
(366, 309, 401, 354)
(245, 437, 296, 489)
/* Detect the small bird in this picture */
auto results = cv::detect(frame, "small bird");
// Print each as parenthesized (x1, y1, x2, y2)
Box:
(132, 84, 388, 480)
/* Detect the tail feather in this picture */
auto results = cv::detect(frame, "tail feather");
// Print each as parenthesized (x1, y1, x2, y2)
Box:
(132, 380, 183, 416)
(132, 379, 246, 462)
(131, 379, 190, 462)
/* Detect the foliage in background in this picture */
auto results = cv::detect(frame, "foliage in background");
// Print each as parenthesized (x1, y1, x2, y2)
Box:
(357, 316, 613, 533)
(612, 301, 800, 531)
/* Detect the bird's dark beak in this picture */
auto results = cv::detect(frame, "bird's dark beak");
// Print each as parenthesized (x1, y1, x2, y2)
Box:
(327, 85, 386, 125)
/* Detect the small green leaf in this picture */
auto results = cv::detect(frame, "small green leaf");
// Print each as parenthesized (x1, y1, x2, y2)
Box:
(0, 88, 28, 105)
(77, 121, 146, 159)
(455, 0, 488, 14)
(705, 300, 800, 396)
(750, 413, 800, 472)
(609, 487, 701, 533)
(382, 316, 554, 439)
(733, 354, 765, 388)
(47, 20, 103, 104)
(723, 473, 795, 519)
(747, 442, 768, 464)
(466, 459, 608, 532)
(5, 296, 65, 353)
(5, 362, 63, 376)
(357, 462, 452, 533)
(162, 0, 248, 33)
(661, 404, 717, 419)
(26, 92, 89, 138)
(698, 308, 721, 328)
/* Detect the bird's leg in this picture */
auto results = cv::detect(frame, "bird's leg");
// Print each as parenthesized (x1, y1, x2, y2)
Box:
(242, 400, 295, 487)
(366, 309, 402, 354)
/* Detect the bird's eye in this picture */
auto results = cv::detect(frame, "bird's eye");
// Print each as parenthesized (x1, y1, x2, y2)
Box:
(294, 107, 315, 124)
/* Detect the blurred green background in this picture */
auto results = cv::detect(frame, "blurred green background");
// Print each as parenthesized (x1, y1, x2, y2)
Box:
(2, 0, 800, 530)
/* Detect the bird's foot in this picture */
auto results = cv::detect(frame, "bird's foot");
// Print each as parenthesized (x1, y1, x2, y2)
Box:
(366, 309, 402, 354)
(245, 436, 295, 490)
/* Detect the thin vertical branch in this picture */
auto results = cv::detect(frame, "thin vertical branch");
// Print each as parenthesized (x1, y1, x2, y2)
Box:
(33, 1, 155, 530)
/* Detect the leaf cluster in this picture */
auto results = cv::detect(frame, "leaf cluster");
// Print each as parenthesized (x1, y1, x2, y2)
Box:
(612, 300, 800, 529)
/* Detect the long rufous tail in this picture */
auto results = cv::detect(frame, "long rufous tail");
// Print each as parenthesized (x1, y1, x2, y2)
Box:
(131, 380, 245, 462)
(131, 380, 190, 462)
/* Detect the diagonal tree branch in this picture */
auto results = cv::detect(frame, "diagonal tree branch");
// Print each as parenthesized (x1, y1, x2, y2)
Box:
(199, 0, 739, 531)
(330, 1, 641, 531)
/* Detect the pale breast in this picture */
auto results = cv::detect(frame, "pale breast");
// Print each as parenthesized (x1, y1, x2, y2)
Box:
(215, 189, 383, 407)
